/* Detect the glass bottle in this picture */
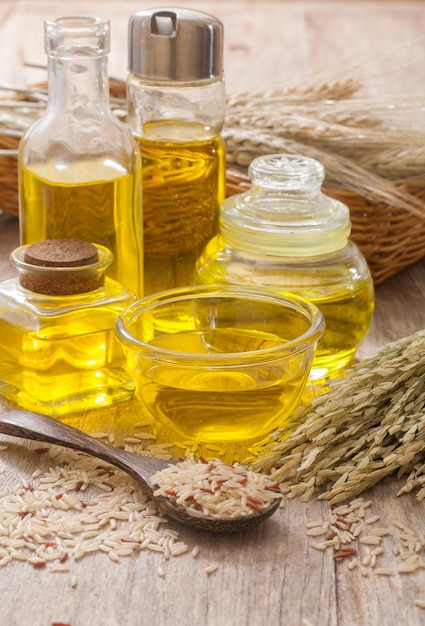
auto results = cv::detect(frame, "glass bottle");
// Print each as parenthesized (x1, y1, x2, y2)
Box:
(18, 16, 143, 297)
(127, 8, 226, 295)
(195, 154, 375, 380)
(0, 239, 136, 417)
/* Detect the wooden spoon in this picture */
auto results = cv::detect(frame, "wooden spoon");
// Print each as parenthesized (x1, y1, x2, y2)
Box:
(0, 410, 280, 533)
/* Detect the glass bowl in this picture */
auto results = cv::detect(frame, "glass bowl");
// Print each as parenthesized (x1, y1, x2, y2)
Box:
(115, 285, 324, 442)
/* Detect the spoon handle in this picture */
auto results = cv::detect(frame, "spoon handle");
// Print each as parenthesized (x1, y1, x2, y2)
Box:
(0, 410, 163, 491)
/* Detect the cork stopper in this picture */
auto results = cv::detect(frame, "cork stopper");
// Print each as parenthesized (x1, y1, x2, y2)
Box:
(24, 239, 99, 268)
(17, 239, 105, 296)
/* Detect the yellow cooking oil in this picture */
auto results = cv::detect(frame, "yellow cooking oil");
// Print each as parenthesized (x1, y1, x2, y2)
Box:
(19, 158, 143, 297)
(135, 120, 226, 294)
(0, 296, 134, 416)
(307, 278, 374, 378)
(134, 327, 312, 442)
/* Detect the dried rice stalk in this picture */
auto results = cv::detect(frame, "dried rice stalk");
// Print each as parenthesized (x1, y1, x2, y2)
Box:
(2, 39, 425, 220)
(248, 329, 425, 505)
(223, 38, 425, 218)
(224, 130, 425, 217)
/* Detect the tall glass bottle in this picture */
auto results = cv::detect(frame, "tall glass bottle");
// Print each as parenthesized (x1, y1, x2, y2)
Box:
(127, 8, 226, 295)
(195, 154, 375, 380)
(19, 16, 143, 297)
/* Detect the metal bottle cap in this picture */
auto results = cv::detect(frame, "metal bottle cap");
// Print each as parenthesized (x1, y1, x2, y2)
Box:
(128, 8, 223, 81)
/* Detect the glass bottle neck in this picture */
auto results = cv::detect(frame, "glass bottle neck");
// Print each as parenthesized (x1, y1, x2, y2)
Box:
(46, 55, 110, 114)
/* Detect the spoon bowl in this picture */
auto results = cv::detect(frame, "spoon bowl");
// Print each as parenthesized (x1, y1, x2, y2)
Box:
(0, 410, 280, 532)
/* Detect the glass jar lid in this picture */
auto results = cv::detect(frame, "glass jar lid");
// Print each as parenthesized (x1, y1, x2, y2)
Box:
(221, 154, 351, 256)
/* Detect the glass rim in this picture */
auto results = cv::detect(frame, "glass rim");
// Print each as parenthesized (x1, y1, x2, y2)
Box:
(44, 15, 109, 29)
(115, 284, 325, 362)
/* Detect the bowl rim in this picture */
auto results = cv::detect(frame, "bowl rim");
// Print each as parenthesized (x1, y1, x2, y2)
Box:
(115, 284, 325, 361)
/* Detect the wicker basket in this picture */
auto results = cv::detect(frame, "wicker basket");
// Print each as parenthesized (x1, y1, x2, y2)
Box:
(2, 83, 425, 285)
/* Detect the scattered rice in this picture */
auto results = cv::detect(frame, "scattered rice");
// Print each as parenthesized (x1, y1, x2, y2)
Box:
(132, 433, 157, 441)
(305, 496, 425, 610)
(0, 443, 188, 573)
(151, 457, 282, 520)
(360, 536, 381, 545)
(205, 564, 219, 575)
(0, 440, 279, 578)
(89, 432, 109, 440)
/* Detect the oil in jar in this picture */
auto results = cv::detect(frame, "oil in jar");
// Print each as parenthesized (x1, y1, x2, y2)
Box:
(194, 154, 375, 381)
(137, 121, 225, 295)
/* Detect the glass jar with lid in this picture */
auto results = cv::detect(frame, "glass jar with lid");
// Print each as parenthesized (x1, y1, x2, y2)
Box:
(194, 154, 375, 380)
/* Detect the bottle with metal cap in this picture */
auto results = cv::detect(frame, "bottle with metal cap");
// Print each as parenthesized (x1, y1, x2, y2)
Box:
(19, 16, 143, 298)
(194, 154, 375, 380)
(127, 8, 226, 294)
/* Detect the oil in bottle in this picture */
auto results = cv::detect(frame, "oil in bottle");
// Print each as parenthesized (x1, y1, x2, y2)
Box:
(135, 121, 225, 293)
(19, 16, 143, 297)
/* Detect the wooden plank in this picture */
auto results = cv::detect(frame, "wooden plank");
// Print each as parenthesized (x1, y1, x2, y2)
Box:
(1, 2, 425, 625)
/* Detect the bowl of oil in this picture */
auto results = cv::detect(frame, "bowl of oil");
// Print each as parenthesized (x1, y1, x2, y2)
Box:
(115, 285, 324, 442)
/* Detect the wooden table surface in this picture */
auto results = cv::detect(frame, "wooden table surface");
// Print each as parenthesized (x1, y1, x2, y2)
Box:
(1, 1, 425, 625)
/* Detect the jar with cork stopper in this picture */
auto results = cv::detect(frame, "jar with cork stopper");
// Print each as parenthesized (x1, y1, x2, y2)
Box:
(0, 239, 136, 416)
(194, 154, 375, 380)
